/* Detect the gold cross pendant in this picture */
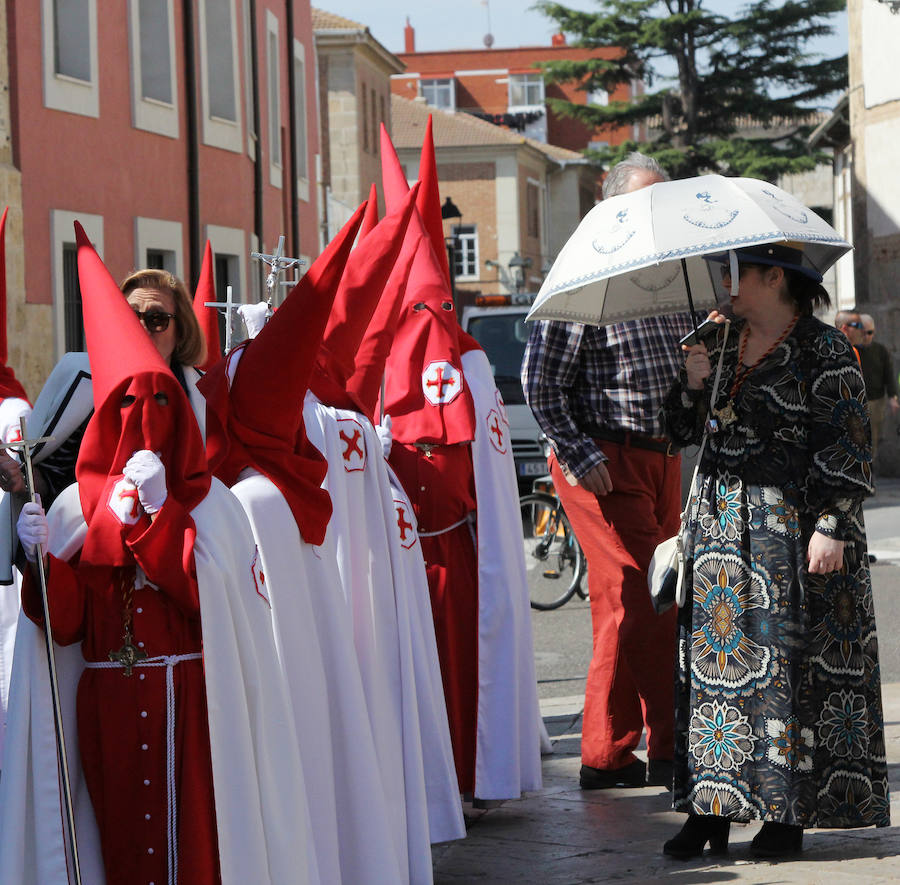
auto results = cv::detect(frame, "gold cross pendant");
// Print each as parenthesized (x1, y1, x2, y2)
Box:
(109, 632, 148, 677)
(713, 400, 738, 428)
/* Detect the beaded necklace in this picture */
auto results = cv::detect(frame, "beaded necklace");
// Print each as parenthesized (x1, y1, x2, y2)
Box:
(713, 313, 799, 428)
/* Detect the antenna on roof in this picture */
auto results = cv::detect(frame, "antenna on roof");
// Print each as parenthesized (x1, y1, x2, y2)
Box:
(482, 0, 494, 48)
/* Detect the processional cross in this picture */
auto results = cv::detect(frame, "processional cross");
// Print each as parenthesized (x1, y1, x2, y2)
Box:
(204, 284, 240, 353)
(2, 418, 84, 884)
(251, 235, 305, 300)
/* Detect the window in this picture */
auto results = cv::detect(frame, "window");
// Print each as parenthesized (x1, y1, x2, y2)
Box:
(51, 210, 103, 357)
(54, 0, 91, 81)
(294, 40, 309, 201)
(128, 0, 178, 136)
(198, 0, 243, 152)
(526, 181, 541, 240)
(452, 225, 478, 279)
(371, 87, 377, 155)
(420, 78, 455, 110)
(509, 73, 544, 108)
(243, 0, 256, 158)
(361, 85, 369, 153)
(267, 11, 281, 187)
(42, 0, 98, 117)
(134, 217, 183, 278)
(587, 87, 609, 107)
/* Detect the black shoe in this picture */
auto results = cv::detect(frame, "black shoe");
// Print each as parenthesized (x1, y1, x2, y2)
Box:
(647, 758, 674, 790)
(751, 822, 803, 858)
(579, 758, 646, 789)
(663, 814, 730, 859)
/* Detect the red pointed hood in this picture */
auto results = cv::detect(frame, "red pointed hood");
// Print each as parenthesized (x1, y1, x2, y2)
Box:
(417, 115, 452, 287)
(377, 128, 476, 444)
(73, 222, 210, 567)
(343, 228, 420, 424)
(309, 183, 419, 412)
(359, 183, 380, 240)
(192, 240, 221, 372)
(0, 208, 29, 403)
(198, 203, 366, 545)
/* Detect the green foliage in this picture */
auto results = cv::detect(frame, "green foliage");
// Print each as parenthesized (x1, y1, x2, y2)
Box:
(535, 0, 847, 180)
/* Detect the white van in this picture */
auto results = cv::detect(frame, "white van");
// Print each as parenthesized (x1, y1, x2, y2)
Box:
(460, 300, 548, 492)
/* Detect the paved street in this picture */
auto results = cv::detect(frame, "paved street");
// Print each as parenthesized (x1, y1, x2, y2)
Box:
(433, 477, 900, 883)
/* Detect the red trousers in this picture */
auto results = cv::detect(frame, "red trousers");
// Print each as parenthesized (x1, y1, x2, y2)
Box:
(551, 443, 679, 770)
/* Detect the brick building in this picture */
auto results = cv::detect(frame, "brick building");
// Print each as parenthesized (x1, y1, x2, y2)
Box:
(391, 94, 596, 300)
(4, 0, 320, 395)
(391, 21, 641, 155)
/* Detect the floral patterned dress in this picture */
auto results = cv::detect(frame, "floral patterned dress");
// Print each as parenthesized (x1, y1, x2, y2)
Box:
(662, 315, 889, 828)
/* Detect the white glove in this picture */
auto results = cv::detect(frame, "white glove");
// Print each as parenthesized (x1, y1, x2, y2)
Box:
(237, 302, 272, 339)
(17, 497, 48, 563)
(375, 415, 392, 460)
(0, 398, 31, 444)
(123, 450, 168, 515)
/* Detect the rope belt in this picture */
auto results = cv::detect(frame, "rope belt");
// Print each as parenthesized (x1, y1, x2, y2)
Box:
(84, 652, 202, 885)
(417, 514, 470, 538)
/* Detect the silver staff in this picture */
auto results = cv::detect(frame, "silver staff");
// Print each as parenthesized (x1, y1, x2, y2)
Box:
(1, 417, 82, 884)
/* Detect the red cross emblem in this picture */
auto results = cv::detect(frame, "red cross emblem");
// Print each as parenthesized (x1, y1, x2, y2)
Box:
(250, 548, 270, 607)
(422, 360, 463, 406)
(486, 409, 507, 454)
(106, 477, 143, 526)
(5, 427, 22, 444)
(337, 417, 366, 472)
(393, 499, 417, 549)
(495, 389, 509, 425)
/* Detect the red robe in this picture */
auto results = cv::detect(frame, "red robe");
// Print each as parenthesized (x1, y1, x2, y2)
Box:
(389, 440, 479, 793)
(22, 499, 219, 885)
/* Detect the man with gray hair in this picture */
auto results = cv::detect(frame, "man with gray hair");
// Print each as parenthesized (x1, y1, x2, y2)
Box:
(522, 153, 695, 791)
(858, 313, 898, 462)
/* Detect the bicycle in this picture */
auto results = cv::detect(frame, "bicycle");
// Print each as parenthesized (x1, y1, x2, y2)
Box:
(520, 478, 587, 611)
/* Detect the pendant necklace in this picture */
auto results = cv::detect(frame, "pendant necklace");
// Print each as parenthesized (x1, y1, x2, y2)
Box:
(713, 313, 799, 428)
(108, 569, 148, 677)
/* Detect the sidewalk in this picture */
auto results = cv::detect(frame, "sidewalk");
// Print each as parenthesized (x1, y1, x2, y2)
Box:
(432, 685, 900, 884)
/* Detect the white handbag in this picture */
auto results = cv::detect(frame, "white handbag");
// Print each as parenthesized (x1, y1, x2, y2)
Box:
(648, 321, 730, 614)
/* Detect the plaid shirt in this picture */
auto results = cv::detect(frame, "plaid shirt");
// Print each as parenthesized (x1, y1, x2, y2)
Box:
(521, 313, 697, 478)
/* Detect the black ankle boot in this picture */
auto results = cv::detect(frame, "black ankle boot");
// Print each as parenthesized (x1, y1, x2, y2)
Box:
(663, 813, 730, 859)
(751, 821, 803, 858)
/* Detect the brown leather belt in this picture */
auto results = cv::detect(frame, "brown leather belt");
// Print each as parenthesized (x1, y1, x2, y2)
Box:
(592, 429, 678, 456)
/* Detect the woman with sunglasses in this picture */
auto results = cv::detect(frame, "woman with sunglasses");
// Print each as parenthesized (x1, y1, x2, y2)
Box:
(660, 243, 889, 859)
(0, 268, 207, 507)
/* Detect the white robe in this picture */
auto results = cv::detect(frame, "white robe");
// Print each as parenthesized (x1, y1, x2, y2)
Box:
(305, 392, 466, 883)
(0, 479, 320, 885)
(462, 347, 543, 799)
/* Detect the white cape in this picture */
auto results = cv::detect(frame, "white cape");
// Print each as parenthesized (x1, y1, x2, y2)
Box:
(0, 479, 319, 885)
(463, 347, 543, 799)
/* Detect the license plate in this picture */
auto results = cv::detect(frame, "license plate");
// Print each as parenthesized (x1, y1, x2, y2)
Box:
(518, 460, 547, 477)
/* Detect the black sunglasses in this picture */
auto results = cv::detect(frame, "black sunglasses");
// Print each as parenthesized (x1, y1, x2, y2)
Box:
(719, 263, 758, 282)
(133, 309, 176, 333)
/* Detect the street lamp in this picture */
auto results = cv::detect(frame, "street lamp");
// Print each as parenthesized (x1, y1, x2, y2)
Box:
(507, 251, 532, 293)
(441, 197, 462, 304)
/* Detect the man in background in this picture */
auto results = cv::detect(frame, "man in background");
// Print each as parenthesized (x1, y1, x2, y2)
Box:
(859, 313, 899, 462)
(523, 153, 694, 791)
(835, 308, 864, 363)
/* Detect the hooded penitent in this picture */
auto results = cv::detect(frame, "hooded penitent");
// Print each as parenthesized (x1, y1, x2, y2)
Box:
(416, 116, 452, 289)
(359, 182, 380, 240)
(308, 183, 419, 413)
(371, 124, 476, 445)
(0, 208, 29, 405)
(192, 240, 222, 372)
(198, 204, 366, 546)
(73, 222, 210, 569)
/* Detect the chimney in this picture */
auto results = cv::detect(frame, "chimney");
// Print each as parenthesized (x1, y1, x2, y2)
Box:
(551, 32, 566, 47)
(404, 17, 415, 53)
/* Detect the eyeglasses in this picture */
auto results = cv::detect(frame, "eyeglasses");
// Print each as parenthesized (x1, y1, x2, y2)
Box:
(133, 309, 176, 333)
(845, 321, 863, 330)
(864, 330, 875, 336)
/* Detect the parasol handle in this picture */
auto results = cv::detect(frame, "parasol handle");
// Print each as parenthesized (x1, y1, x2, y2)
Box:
(680, 258, 699, 337)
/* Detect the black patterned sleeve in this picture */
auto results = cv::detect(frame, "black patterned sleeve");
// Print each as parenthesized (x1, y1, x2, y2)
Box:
(805, 331, 874, 540)
(662, 364, 708, 448)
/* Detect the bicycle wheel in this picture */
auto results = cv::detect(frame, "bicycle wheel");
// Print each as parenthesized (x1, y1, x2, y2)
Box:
(519, 492, 585, 611)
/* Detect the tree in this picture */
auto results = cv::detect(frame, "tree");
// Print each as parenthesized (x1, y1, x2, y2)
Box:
(535, 0, 848, 179)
